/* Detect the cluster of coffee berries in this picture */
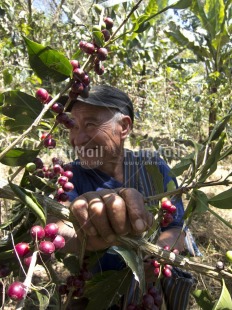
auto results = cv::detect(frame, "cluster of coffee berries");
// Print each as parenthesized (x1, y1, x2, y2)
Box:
(26, 157, 74, 203)
(151, 246, 179, 280)
(127, 286, 163, 310)
(7, 223, 65, 302)
(69, 60, 91, 101)
(35, 88, 75, 130)
(78, 16, 114, 77)
(58, 266, 93, 299)
(160, 197, 177, 228)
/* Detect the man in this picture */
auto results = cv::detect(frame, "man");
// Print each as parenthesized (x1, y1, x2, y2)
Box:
(56, 84, 194, 309)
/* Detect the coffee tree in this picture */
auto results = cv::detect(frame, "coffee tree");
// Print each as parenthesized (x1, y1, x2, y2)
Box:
(0, 0, 232, 309)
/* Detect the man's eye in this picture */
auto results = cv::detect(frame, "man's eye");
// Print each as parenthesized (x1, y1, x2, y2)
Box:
(86, 123, 95, 128)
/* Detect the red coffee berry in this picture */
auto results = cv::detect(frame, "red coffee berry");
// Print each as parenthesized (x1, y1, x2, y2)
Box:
(152, 260, 160, 268)
(43, 138, 56, 149)
(69, 90, 78, 100)
(79, 86, 89, 98)
(161, 198, 172, 208)
(103, 17, 114, 29)
(142, 293, 154, 309)
(94, 62, 105, 75)
(39, 240, 56, 255)
(7, 281, 26, 301)
(0, 264, 11, 278)
(97, 47, 108, 61)
(79, 269, 93, 281)
(101, 29, 111, 41)
(30, 225, 45, 240)
(162, 213, 174, 224)
(44, 223, 59, 239)
(58, 192, 69, 202)
(82, 74, 90, 86)
(70, 60, 80, 70)
(14, 242, 30, 257)
(148, 286, 160, 299)
(51, 102, 64, 114)
(33, 157, 44, 169)
(154, 267, 160, 277)
(172, 248, 179, 255)
(71, 82, 84, 94)
(40, 132, 52, 140)
(62, 182, 74, 192)
(79, 41, 86, 49)
(52, 235, 66, 249)
(163, 245, 170, 251)
(56, 112, 69, 124)
(73, 67, 85, 81)
(58, 176, 69, 186)
(64, 118, 75, 129)
(82, 42, 95, 54)
(63, 163, 72, 171)
(35, 88, 49, 103)
(23, 255, 33, 267)
(53, 164, 64, 175)
(162, 266, 172, 278)
(52, 157, 63, 166)
(62, 170, 73, 180)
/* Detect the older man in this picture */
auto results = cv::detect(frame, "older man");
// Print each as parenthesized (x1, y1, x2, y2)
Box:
(56, 84, 194, 309)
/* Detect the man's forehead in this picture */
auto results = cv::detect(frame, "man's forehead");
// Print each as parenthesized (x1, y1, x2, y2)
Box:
(71, 102, 116, 119)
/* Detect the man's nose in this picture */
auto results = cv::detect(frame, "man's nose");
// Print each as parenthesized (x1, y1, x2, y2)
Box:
(70, 128, 90, 146)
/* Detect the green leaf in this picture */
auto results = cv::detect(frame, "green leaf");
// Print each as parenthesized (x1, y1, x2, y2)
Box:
(194, 190, 209, 214)
(171, 0, 192, 9)
(92, 30, 105, 48)
(9, 181, 46, 226)
(169, 158, 192, 177)
(35, 290, 50, 310)
(23, 36, 72, 82)
(3, 69, 13, 86)
(209, 113, 232, 142)
(85, 269, 132, 310)
(0, 90, 53, 132)
(28, 175, 57, 194)
(165, 22, 211, 60)
(213, 279, 232, 309)
(199, 133, 225, 182)
(113, 246, 145, 291)
(166, 180, 176, 192)
(204, 0, 225, 39)
(0, 148, 40, 166)
(145, 164, 164, 194)
(209, 188, 232, 209)
(192, 289, 214, 310)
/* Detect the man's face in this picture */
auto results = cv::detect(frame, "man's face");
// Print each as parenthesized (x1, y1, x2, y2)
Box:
(69, 102, 125, 169)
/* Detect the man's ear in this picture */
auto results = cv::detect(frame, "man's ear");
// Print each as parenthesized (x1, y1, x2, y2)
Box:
(120, 116, 132, 140)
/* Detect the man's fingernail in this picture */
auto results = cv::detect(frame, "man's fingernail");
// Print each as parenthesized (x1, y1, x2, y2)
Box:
(106, 234, 116, 243)
(135, 219, 145, 231)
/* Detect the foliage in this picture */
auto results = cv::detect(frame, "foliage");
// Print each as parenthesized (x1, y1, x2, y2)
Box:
(0, 0, 232, 309)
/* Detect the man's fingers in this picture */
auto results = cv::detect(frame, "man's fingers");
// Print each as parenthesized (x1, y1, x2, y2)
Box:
(119, 188, 153, 233)
(102, 193, 131, 235)
(70, 196, 97, 236)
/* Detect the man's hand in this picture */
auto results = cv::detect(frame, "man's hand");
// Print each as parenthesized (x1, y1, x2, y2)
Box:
(70, 188, 153, 251)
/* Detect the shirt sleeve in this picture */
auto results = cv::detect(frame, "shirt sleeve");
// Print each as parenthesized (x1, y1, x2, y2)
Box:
(155, 156, 185, 231)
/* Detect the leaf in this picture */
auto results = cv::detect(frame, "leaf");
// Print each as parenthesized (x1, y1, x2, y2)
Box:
(0, 90, 53, 132)
(209, 113, 232, 142)
(171, 0, 193, 9)
(9, 181, 46, 226)
(3, 69, 12, 86)
(194, 190, 209, 214)
(113, 246, 145, 291)
(204, 0, 225, 39)
(28, 175, 57, 194)
(92, 30, 105, 48)
(192, 289, 214, 310)
(208, 188, 232, 209)
(213, 279, 232, 310)
(145, 164, 164, 194)
(169, 158, 192, 177)
(198, 133, 225, 182)
(23, 37, 72, 82)
(85, 269, 132, 310)
(166, 180, 176, 192)
(35, 290, 50, 310)
(0, 148, 40, 166)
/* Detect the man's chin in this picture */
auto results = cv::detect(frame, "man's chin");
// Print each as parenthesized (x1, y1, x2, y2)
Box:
(79, 158, 103, 169)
